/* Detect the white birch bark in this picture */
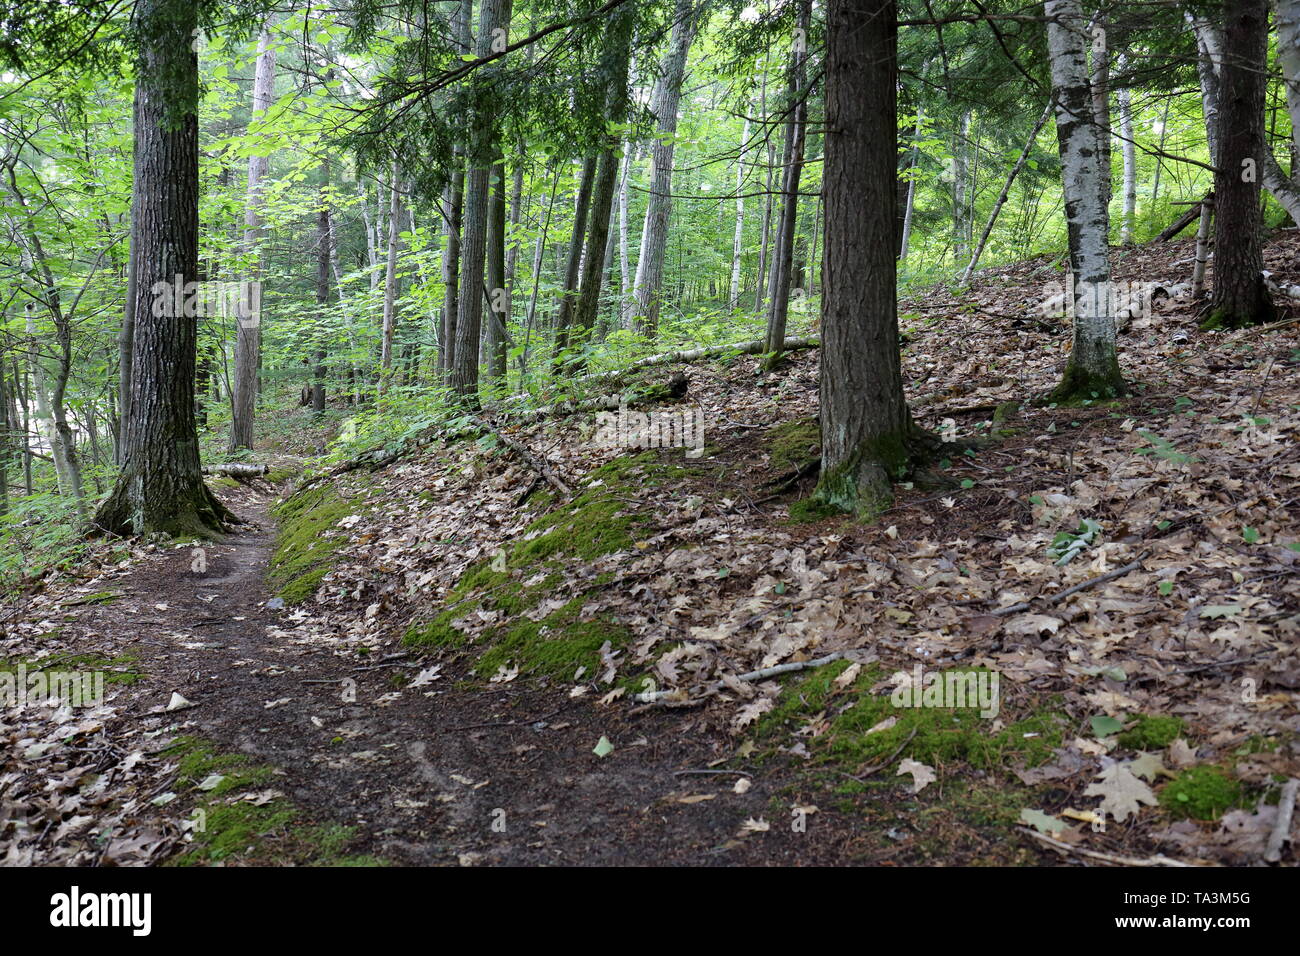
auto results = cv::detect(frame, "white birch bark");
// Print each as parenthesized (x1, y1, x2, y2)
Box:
(1044, 0, 1122, 396)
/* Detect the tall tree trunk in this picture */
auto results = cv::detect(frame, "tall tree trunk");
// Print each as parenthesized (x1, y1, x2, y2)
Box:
(1206, 0, 1276, 329)
(627, 0, 699, 336)
(483, 0, 515, 387)
(729, 118, 750, 308)
(1264, 0, 1300, 225)
(450, 0, 505, 407)
(763, 0, 810, 361)
(94, 0, 232, 536)
(899, 105, 921, 261)
(379, 158, 402, 385)
(1116, 56, 1137, 244)
(1044, 0, 1123, 401)
(815, 0, 925, 517)
(230, 25, 276, 451)
(552, 155, 597, 353)
(484, 158, 510, 386)
(569, 7, 635, 364)
(440, 0, 473, 378)
(1089, 14, 1112, 214)
(313, 165, 331, 413)
(952, 110, 971, 261)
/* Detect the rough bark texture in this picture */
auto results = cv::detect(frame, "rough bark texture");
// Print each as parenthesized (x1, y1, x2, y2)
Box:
(450, 0, 505, 406)
(627, 0, 698, 336)
(763, 0, 810, 360)
(229, 26, 275, 451)
(379, 159, 402, 383)
(1044, 0, 1124, 401)
(814, 0, 923, 518)
(1206, 0, 1276, 330)
(440, 0, 473, 379)
(94, 0, 232, 537)
(313, 170, 330, 413)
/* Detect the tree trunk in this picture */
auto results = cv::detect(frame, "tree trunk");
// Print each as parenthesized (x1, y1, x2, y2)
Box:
(1117, 59, 1137, 244)
(379, 158, 401, 384)
(899, 105, 921, 261)
(627, 0, 699, 337)
(313, 167, 330, 413)
(1206, 0, 1276, 329)
(440, 0, 473, 379)
(1044, 0, 1124, 401)
(450, 0, 505, 407)
(729, 118, 750, 308)
(552, 155, 597, 354)
(94, 0, 233, 537)
(814, 0, 926, 518)
(230, 25, 276, 451)
(762, 0, 810, 360)
(1089, 15, 1112, 214)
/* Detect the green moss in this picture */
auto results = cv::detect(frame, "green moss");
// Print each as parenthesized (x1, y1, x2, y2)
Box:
(404, 453, 668, 677)
(1, 652, 143, 686)
(474, 600, 630, 680)
(206, 476, 239, 489)
(768, 418, 822, 472)
(759, 661, 1067, 775)
(1044, 358, 1126, 405)
(1118, 714, 1184, 751)
(264, 466, 300, 484)
(268, 481, 372, 604)
(61, 590, 123, 607)
(1159, 765, 1243, 821)
(163, 736, 383, 866)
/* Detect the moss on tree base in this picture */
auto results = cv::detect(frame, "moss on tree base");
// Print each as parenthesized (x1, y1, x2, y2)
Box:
(1044, 359, 1126, 406)
(808, 425, 938, 521)
(92, 473, 236, 540)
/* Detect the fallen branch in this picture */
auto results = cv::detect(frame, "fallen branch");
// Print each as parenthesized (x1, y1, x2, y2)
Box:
(633, 651, 850, 705)
(1264, 778, 1298, 864)
(991, 554, 1147, 617)
(476, 417, 572, 496)
(1019, 828, 1201, 867)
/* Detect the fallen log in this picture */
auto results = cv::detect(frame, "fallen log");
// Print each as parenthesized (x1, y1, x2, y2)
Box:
(202, 463, 270, 478)
(573, 335, 818, 387)
(1156, 192, 1211, 242)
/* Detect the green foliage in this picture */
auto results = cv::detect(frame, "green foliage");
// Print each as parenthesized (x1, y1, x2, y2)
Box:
(1159, 766, 1244, 822)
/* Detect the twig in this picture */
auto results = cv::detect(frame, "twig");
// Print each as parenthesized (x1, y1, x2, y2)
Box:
(991, 554, 1148, 617)
(1264, 778, 1298, 864)
(852, 727, 919, 781)
(1019, 828, 1201, 866)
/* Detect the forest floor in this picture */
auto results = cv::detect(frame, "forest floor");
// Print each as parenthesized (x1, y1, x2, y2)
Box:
(3, 233, 1299, 867)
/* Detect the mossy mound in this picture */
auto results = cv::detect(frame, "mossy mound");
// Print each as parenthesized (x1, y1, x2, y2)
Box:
(768, 418, 822, 472)
(405, 453, 674, 680)
(1118, 714, 1184, 751)
(1158, 765, 1243, 822)
(268, 479, 373, 604)
(758, 660, 1068, 782)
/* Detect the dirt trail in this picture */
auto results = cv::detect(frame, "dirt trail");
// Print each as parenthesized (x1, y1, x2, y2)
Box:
(61, 485, 866, 865)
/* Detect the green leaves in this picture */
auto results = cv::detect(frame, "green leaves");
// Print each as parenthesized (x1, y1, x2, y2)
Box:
(1048, 518, 1101, 565)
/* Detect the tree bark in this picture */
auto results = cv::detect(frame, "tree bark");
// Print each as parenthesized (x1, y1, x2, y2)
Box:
(763, 0, 811, 361)
(230, 25, 276, 451)
(814, 0, 925, 518)
(379, 158, 402, 384)
(1044, 0, 1124, 401)
(450, 0, 505, 407)
(94, 0, 233, 537)
(1206, 0, 1276, 329)
(627, 0, 699, 336)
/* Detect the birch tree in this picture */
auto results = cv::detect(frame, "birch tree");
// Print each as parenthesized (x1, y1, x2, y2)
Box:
(1044, 0, 1124, 401)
